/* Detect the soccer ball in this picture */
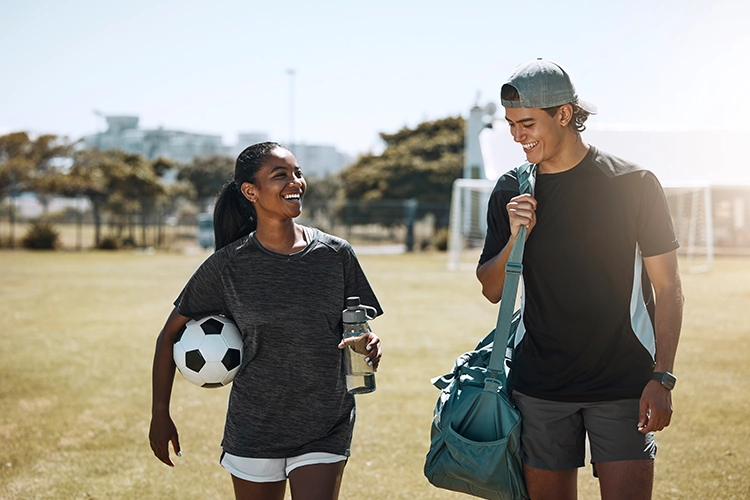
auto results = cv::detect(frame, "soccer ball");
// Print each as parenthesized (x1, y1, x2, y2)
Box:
(173, 315, 243, 388)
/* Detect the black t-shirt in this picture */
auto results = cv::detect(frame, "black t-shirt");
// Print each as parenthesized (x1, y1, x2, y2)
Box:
(479, 146, 679, 402)
(174, 227, 382, 457)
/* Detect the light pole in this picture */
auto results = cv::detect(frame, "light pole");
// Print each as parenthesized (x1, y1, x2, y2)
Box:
(93, 109, 105, 149)
(286, 69, 295, 147)
(464, 97, 497, 241)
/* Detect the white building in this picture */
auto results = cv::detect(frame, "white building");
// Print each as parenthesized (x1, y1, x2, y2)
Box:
(83, 116, 229, 163)
(287, 143, 352, 178)
(232, 132, 271, 157)
(84, 117, 351, 177)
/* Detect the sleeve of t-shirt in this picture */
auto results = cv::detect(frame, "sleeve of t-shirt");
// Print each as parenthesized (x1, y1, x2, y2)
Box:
(637, 171, 680, 257)
(173, 252, 229, 319)
(340, 242, 384, 317)
(478, 176, 515, 266)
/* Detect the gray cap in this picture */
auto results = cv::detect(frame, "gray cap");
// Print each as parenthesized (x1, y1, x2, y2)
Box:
(501, 58, 597, 114)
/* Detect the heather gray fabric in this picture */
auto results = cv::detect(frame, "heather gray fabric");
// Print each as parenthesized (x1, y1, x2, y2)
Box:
(174, 227, 382, 458)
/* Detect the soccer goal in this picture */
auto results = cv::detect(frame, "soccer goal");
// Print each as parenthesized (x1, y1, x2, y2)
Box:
(663, 185, 714, 273)
(447, 178, 496, 270)
(447, 179, 714, 273)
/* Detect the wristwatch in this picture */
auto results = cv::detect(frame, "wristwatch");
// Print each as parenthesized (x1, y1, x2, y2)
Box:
(651, 371, 677, 390)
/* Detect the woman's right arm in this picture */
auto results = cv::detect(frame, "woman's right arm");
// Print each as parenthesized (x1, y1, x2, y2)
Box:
(149, 307, 190, 467)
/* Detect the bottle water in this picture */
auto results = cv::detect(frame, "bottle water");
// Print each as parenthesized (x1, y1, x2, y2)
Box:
(342, 296, 377, 394)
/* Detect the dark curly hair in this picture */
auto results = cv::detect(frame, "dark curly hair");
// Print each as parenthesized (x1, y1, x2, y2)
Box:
(542, 102, 590, 133)
(212, 141, 290, 250)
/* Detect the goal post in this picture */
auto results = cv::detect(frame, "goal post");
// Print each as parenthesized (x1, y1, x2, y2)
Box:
(447, 179, 715, 273)
(447, 178, 496, 270)
(663, 184, 714, 273)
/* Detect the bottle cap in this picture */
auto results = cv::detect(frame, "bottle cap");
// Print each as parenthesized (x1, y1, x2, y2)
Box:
(343, 296, 367, 324)
(346, 297, 361, 308)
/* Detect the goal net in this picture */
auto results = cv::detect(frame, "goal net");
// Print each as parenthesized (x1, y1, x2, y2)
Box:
(663, 185, 714, 273)
(447, 180, 714, 273)
(447, 179, 496, 270)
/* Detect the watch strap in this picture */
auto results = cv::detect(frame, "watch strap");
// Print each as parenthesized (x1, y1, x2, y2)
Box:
(651, 371, 676, 390)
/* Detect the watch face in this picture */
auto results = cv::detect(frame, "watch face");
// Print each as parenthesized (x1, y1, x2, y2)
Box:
(661, 372, 677, 390)
(652, 371, 677, 390)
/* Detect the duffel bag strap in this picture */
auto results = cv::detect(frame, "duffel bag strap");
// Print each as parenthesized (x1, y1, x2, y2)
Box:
(486, 162, 536, 386)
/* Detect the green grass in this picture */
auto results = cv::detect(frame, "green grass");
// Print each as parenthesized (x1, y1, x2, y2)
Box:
(0, 250, 748, 499)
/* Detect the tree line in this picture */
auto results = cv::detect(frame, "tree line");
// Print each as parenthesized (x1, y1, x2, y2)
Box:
(0, 116, 464, 249)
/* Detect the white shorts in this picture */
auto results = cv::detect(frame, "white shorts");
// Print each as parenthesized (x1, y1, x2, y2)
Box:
(220, 451, 348, 482)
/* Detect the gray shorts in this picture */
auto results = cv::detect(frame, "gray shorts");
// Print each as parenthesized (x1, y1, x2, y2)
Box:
(512, 391, 656, 471)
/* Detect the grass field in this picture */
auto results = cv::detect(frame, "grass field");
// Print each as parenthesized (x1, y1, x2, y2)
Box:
(0, 249, 748, 499)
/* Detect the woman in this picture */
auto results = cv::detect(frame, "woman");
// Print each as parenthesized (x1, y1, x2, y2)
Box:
(149, 142, 383, 500)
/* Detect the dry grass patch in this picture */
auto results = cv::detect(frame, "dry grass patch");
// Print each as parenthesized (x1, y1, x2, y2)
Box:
(0, 250, 748, 499)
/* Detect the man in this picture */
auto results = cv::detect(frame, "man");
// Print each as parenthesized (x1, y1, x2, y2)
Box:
(476, 59, 684, 500)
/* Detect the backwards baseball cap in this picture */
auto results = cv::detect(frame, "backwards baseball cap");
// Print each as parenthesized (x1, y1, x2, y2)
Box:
(501, 58, 597, 114)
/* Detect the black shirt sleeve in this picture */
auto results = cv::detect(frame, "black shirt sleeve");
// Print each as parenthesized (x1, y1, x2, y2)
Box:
(479, 173, 518, 266)
(637, 171, 680, 257)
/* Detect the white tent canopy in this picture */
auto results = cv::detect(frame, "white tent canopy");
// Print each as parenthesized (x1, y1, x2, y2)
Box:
(479, 123, 750, 188)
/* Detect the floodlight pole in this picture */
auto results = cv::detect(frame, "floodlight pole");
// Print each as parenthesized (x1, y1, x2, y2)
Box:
(287, 69, 295, 147)
(93, 109, 105, 149)
(463, 98, 497, 241)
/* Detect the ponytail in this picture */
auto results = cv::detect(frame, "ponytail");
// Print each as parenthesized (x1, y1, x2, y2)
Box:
(213, 181, 257, 250)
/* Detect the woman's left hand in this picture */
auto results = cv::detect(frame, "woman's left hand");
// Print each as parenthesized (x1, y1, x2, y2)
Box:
(338, 332, 382, 371)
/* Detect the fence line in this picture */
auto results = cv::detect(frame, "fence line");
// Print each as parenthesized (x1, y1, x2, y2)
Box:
(1, 198, 451, 251)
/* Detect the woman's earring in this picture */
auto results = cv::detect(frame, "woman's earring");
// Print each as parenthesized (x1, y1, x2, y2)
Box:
(241, 184, 256, 203)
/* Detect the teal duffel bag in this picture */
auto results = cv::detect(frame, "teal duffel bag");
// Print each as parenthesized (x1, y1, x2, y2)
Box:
(423, 163, 535, 500)
(423, 315, 527, 500)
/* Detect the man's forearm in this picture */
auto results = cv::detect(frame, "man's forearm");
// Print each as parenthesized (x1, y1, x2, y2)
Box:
(644, 251, 684, 373)
(652, 284, 684, 372)
(476, 235, 516, 303)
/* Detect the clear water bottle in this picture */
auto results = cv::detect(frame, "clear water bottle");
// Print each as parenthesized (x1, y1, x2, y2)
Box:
(342, 296, 377, 394)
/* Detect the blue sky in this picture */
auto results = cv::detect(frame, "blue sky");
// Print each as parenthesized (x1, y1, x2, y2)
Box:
(2, 0, 748, 157)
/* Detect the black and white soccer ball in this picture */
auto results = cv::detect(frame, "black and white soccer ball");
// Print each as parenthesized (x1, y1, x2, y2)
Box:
(173, 315, 243, 388)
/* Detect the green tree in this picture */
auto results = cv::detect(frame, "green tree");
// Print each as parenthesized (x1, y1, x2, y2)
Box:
(151, 156, 176, 178)
(177, 154, 234, 211)
(146, 156, 183, 246)
(301, 174, 342, 230)
(108, 151, 166, 248)
(65, 149, 121, 247)
(0, 132, 76, 246)
(337, 116, 464, 227)
(65, 149, 167, 248)
(0, 132, 35, 199)
(340, 116, 464, 203)
(27, 134, 77, 215)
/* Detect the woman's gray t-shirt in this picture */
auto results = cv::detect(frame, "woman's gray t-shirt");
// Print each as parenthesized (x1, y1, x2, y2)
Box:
(174, 227, 382, 458)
